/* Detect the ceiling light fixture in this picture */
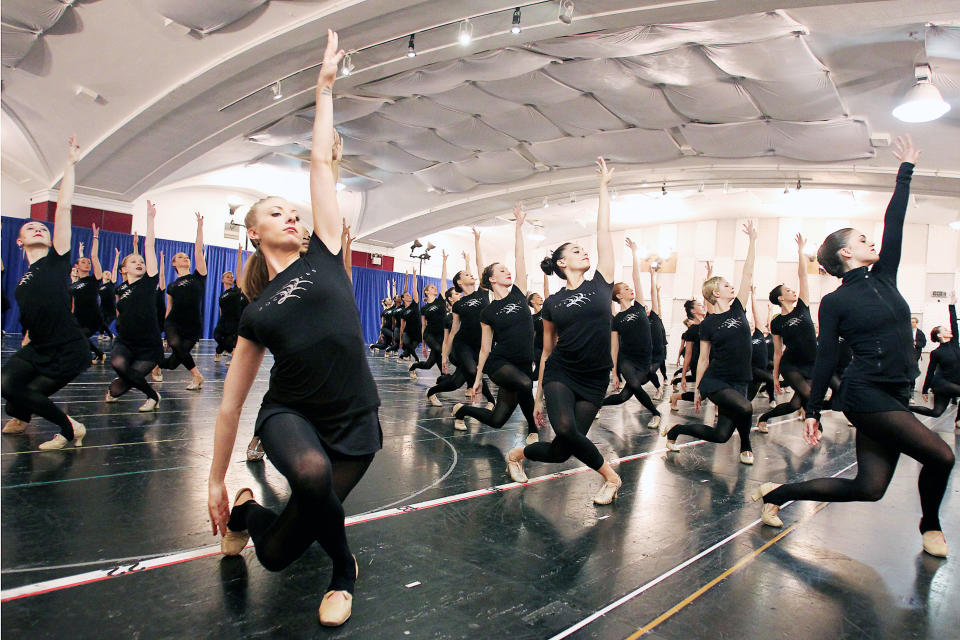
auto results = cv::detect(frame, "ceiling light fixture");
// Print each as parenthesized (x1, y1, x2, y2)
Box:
(542, 196, 549, 209)
(697, 183, 705, 193)
(335, 182, 346, 192)
(783, 182, 790, 194)
(558, 0, 574, 24)
(271, 81, 283, 100)
(568, 192, 577, 204)
(948, 220, 960, 231)
(341, 53, 355, 76)
(893, 64, 951, 123)
(511, 7, 522, 34)
(660, 184, 668, 198)
(458, 19, 474, 45)
(722, 182, 729, 194)
(407, 34, 416, 57)
(796, 178, 802, 191)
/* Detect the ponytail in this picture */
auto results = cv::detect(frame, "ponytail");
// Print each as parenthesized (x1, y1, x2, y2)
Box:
(240, 249, 269, 301)
(480, 263, 497, 290)
(817, 228, 853, 278)
(540, 243, 570, 279)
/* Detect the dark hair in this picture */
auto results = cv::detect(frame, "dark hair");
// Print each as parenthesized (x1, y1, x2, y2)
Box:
(444, 287, 457, 303)
(526, 292, 540, 308)
(612, 282, 628, 302)
(817, 228, 854, 278)
(480, 263, 498, 290)
(931, 326, 942, 343)
(768, 284, 784, 306)
(540, 243, 571, 279)
(452, 270, 465, 293)
(683, 299, 697, 319)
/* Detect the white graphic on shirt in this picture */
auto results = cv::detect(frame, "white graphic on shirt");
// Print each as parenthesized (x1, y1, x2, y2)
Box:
(462, 298, 482, 308)
(17, 271, 33, 287)
(719, 317, 743, 330)
(497, 302, 523, 315)
(270, 276, 312, 305)
(563, 292, 591, 308)
(117, 286, 133, 301)
(622, 312, 640, 323)
(785, 317, 803, 327)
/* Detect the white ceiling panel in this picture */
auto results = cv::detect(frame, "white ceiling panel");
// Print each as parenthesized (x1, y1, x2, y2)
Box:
(681, 119, 873, 161)
(378, 96, 471, 128)
(538, 95, 629, 136)
(456, 150, 535, 184)
(476, 69, 582, 107)
(414, 163, 478, 193)
(336, 113, 426, 143)
(484, 105, 567, 142)
(528, 128, 680, 168)
(435, 116, 518, 152)
(341, 137, 434, 173)
(248, 114, 313, 147)
(429, 83, 519, 118)
(401, 129, 475, 163)
(2, 0, 72, 32)
(330, 97, 391, 126)
(0, 23, 38, 68)
(146, 0, 268, 35)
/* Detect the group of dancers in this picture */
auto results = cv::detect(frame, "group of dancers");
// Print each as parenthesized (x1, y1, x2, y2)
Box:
(0, 30, 955, 626)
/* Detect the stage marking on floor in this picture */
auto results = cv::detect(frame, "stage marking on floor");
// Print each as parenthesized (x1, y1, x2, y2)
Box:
(0, 418, 803, 602)
(545, 460, 858, 640)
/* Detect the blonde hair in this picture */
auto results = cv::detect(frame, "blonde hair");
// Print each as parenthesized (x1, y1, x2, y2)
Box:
(612, 282, 629, 302)
(702, 276, 724, 305)
(240, 197, 275, 301)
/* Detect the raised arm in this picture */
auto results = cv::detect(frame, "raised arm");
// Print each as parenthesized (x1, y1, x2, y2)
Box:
(804, 296, 841, 435)
(411, 268, 419, 303)
(625, 237, 644, 304)
(736, 220, 757, 308)
(341, 218, 355, 283)
(111, 248, 120, 282)
(750, 285, 764, 332)
(876, 135, 920, 278)
(472, 227, 483, 278)
(650, 267, 660, 316)
(796, 233, 810, 305)
(595, 157, 614, 283)
(440, 250, 449, 293)
(513, 204, 528, 294)
(158, 250, 165, 289)
(949, 292, 957, 343)
(310, 30, 347, 253)
(235, 244, 243, 284)
(192, 213, 207, 276)
(53, 136, 80, 256)
(132, 231, 140, 256)
(145, 201, 158, 277)
(403, 269, 411, 295)
(90, 224, 103, 279)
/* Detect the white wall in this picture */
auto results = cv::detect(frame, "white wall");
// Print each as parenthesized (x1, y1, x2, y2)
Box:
(1, 175, 31, 219)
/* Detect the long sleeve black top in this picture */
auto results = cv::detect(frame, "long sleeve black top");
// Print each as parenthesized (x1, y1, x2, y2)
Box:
(805, 163, 918, 419)
(921, 305, 960, 393)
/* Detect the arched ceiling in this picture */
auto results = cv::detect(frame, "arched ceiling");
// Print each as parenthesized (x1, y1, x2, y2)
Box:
(2, 0, 959, 247)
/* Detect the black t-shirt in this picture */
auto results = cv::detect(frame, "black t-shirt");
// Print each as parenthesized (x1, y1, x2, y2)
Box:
(99, 281, 117, 316)
(699, 299, 752, 384)
(771, 299, 817, 367)
(15, 248, 85, 347)
(541, 273, 613, 374)
(420, 299, 446, 338)
(649, 310, 667, 361)
(238, 233, 379, 421)
(751, 328, 769, 369)
(444, 312, 453, 331)
(380, 307, 392, 328)
(217, 286, 246, 333)
(402, 302, 422, 337)
(682, 323, 702, 374)
(613, 301, 652, 366)
(481, 285, 533, 366)
(69, 274, 102, 327)
(532, 310, 543, 351)
(390, 306, 403, 328)
(117, 273, 163, 349)
(452, 289, 490, 351)
(156, 288, 167, 328)
(166, 270, 206, 336)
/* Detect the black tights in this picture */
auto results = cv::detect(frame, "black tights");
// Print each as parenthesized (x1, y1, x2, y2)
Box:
(648, 360, 666, 390)
(748, 367, 776, 402)
(160, 325, 197, 371)
(109, 342, 160, 401)
(370, 328, 393, 350)
(602, 360, 660, 416)
(765, 410, 955, 533)
(410, 333, 443, 372)
(667, 387, 753, 453)
(427, 344, 495, 404)
(399, 333, 421, 361)
(82, 326, 104, 360)
(1, 356, 74, 437)
(758, 370, 839, 423)
(227, 413, 374, 592)
(455, 363, 536, 432)
(910, 381, 960, 422)
(214, 328, 238, 355)
(523, 381, 605, 470)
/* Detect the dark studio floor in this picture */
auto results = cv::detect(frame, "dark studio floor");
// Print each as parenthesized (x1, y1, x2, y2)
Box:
(1, 335, 957, 639)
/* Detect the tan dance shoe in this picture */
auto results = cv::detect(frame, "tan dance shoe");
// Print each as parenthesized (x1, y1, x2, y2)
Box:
(221, 488, 254, 556)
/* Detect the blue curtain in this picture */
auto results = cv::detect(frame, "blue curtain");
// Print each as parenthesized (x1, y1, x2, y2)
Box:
(3, 216, 437, 343)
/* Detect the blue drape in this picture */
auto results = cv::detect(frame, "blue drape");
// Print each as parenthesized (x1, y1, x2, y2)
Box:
(2, 216, 437, 344)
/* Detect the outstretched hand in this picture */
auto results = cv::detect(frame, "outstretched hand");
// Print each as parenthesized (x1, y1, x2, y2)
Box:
(596, 156, 614, 186)
(442, 250, 449, 261)
(892, 134, 921, 165)
(92, 223, 99, 238)
(742, 219, 757, 240)
(471, 227, 480, 239)
(625, 237, 637, 252)
(67, 135, 80, 165)
(317, 29, 345, 90)
(795, 232, 806, 252)
(195, 212, 204, 226)
(513, 203, 526, 226)
(803, 417, 822, 446)
(146, 200, 157, 220)
(78, 241, 84, 254)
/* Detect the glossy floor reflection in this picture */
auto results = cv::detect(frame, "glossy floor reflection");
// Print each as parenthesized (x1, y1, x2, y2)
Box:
(1, 335, 957, 639)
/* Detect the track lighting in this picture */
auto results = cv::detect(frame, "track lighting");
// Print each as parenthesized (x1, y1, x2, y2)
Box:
(271, 81, 282, 100)
(458, 19, 474, 45)
(660, 184, 668, 198)
(341, 53, 354, 76)
(511, 8, 522, 34)
(796, 178, 802, 191)
(558, 0, 574, 24)
(407, 34, 416, 57)
(893, 64, 951, 123)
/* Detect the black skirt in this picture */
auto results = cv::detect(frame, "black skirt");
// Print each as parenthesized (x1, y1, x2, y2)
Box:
(697, 375, 749, 396)
(487, 355, 533, 379)
(837, 378, 911, 414)
(254, 405, 382, 457)
(542, 357, 610, 407)
(12, 337, 90, 381)
(780, 356, 814, 380)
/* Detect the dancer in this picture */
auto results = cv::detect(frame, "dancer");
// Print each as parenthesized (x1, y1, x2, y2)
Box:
(209, 32, 379, 625)
(601, 237, 662, 430)
(158, 213, 207, 390)
(752, 136, 954, 559)
(528, 272, 549, 379)
(410, 252, 449, 376)
(910, 293, 960, 428)
(755, 234, 818, 433)
(664, 220, 758, 465)
(214, 246, 247, 363)
(98, 249, 120, 340)
(107, 202, 164, 411)
(0, 137, 88, 448)
(748, 286, 776, 406)
(384, 287, 402, 355)
(70, 230, 106, 362)
(669, 299, 705, 410)
(398, 269, 422, 363)
(453, 204, 538, 442)
(647, 267, 668, 401)
(370, 293, 396, 352)
(506, 158, 622, 505)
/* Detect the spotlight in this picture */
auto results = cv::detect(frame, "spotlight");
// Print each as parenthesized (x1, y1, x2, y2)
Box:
(458, 19, 473, 45)
(660, 184, 668, 198)
(893, 64, 951, 123)
(426, 242, 436, 252)
(407, 34, 416, 57)
(410, 239, 423, 251)
(271, 81, 283, 100)
(610, 187, 618, 200)
(796, 178, 802, 191)
(511, 7, 522, 34)
(341, 53, 354, 76)
(558, 0, 574, 24)
(697, 183, 705, 193)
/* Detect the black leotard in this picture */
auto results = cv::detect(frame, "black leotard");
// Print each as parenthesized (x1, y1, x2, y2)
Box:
(165, 270, 206, 340)
(697, 299, 751, 395)
(921, 305, 960, 394)
(649, 310, 668, 363)
(420, 299, 445, 340)
(69, 274, 103, 333)
(481, 285, 533, 373)
(117, 274, 164, 361)
(99, 280, 116, 321)
(613, 301, 652, 368)
(771, 299, 817, 377)
(451, 290, 489, 351)
(216, 286, 246, 335)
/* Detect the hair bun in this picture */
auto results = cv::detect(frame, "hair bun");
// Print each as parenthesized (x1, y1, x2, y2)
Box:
(539, 257, 554, 276)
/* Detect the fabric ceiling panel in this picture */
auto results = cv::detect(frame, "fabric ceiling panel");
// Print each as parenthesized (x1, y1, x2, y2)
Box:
(359, 48, 555, 97)
(538, 95, 629, 136)
(378, 96, 471, 128)
(742, 76, 843, 121)
(336, 113, 426, 143)
(413, 164, 478, 193)
(663, 81, 762, 123)
(477, 69, 581, 107)
(545, 59, 687, 129)
(679, 121, 770, 157)
(341, 137, 434, 173)
(401, 130, 475, 162)
(455, 150, 535, 184)
(484, 105, 567, 142)
(927, 24, 960, 61)
(528, 128, 680, 168)
(1, 23, 38, 68)
(531, 11, 803, 59)
(2, 0, 72, 32)
(339, 168, 382, 191)
(430, 83, 519, 117)
(435, 117, 517, 152)
(328, 97, 390, 126)
(248, 115, 312, 146)
(682, 119, 873, 161)
(147, 0, 268, 34)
